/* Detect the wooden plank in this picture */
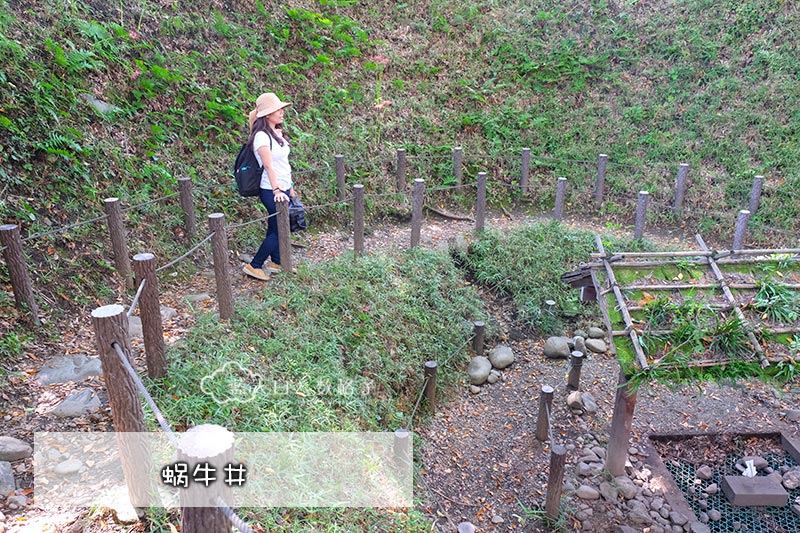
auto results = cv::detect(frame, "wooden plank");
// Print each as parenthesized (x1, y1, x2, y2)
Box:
(696, 234, 768, 368)
(590, 257, 800, 269)
(595, 234, 648, 370)
(591, 247, 800, 259)
(591, 269, 618, 358)
(621, 282, 800, 291)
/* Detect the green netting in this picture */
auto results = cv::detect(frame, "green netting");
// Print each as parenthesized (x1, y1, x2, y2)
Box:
(665, 452, 800, 533)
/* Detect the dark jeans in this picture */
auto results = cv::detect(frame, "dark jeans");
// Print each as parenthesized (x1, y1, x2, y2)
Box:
(251, 188, 281, 268)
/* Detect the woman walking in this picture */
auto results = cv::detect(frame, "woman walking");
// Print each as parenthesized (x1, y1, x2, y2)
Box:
(243, 92, 295, 281)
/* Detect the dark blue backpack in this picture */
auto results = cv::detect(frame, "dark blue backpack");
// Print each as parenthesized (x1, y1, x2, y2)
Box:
(233, 141, 262, 197)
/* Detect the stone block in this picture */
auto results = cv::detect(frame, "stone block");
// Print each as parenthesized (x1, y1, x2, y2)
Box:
(721, 475, 788, 507)
(782, 433, 800, 464)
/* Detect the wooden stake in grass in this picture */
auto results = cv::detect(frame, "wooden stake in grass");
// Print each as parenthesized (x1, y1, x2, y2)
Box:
(353, 184, 365, 256)
(732, 209, 751, 251)
(634, 190, 649, 240)
(396, 149, 407, 192)
(178, 177, 197, 240)
(393, 428, 411, 471)
(423, 361, 437, 415)
(208, 213, 234, 320)
(90, 304, 150, 507)
(475, 171, 487, 233)
(335, 154, 346, 201)
(673, 163, 689, 214)
(536, 385, 555, 442)
(132, 252, 166, 379)
(520, 148, 531, 194)
(104, 197, 133, 291)
(410, 179, 424, 248)
(472, 321, 485, 355)
(606, 370, 637, 477)
(566, 350, 584, 391)
(545, 444, 567, 521)
(0, 223, 40, 325)
(178, 424, 235, 533)
(748, 175, 764, 216)
(554, 177, 567, 220)
(593, 154, 608, 205)
(276, 202, 292, 273)
(452, 147, 462, 187)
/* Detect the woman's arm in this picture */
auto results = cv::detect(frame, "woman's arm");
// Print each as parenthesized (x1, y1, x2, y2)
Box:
(256, 144, 289, 202)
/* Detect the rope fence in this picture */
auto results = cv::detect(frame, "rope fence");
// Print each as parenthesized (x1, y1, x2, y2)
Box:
(155, 232, 214, 273)
(111, 341, 179, 448)
(19, 213, 109, 243)
(127, 279, 147, 318)
(7, 147, 793, 530)
(3, 148, 793, 260)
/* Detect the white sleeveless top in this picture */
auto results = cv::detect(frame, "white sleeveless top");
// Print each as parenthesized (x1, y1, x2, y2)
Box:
(253, 130, 292, 191)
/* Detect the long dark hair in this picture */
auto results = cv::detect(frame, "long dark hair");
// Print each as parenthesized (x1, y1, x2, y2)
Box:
(248, 116, 289, 148)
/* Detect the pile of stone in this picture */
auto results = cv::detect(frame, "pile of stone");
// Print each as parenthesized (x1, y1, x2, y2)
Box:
(466, 345, 515, 394)
(570, 435, 713, 533)
(0, 436, 32, 514)
(543, 326, 609, 360)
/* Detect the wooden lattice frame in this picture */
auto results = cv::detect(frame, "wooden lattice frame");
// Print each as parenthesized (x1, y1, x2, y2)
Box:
(590, 234, 800, 374)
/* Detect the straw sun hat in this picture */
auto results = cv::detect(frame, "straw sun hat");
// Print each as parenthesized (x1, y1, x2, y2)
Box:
(248, 92, 291, 129)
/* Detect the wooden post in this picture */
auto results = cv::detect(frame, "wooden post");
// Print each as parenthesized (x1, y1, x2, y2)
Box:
(207, 214, 234, 320)
(593, 154, 608, 204)
(423, 361, 437, 415)
(104, 197, 133, 290)
(132, 253, 166, 380)
(452, 147, 463, 187)
(566, 351, 584, 391)
(472, 321, 485, 355)
(335, 154, 346, 201)
(634, 191, 649, 240)
(673, 163, 689, 214)
(90, 304, 150, 507)
(554, 177, 567, 220)
(545, 445, 567, 521)
(520, 148, 531, 194)
(178, 177, 197, 240)
(606, 370, 637, 477)
(410, 179, 424, 248)
(353, 184, 365, 256)
(536, 385, 555, 442)
(475, 171, 487, 233)
(732, 209, 751, 251)
(393, 428, 411, 470)
(0, 224, 40, 325)
(396, 149, 407, 192)
(276, 201, 293, 273)
(748, 175, 764, 215)
(178, 424, 234, 533)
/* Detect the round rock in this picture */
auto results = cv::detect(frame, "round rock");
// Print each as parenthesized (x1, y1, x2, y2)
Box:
(587, 327, 606, 339)
(488, 345, 515, 369)
(36, 355, 103, 385)
(585, 338, 608, 353)
(54, 459, 83, 475)
(0, 436, 32, 461)
(467, 356, 492, 385)
(457, 522, 475, 533)
(0, 461, 15, 495)
(49, 388, 101, 418)
(543, 336, 571, 359)
(576, 485, 600, 500)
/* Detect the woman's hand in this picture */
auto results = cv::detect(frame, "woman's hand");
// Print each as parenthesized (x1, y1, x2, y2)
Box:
(274, 189, 289, 202)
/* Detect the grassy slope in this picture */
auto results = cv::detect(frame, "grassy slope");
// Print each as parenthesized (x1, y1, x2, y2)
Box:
(0, 0, 797, 316)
